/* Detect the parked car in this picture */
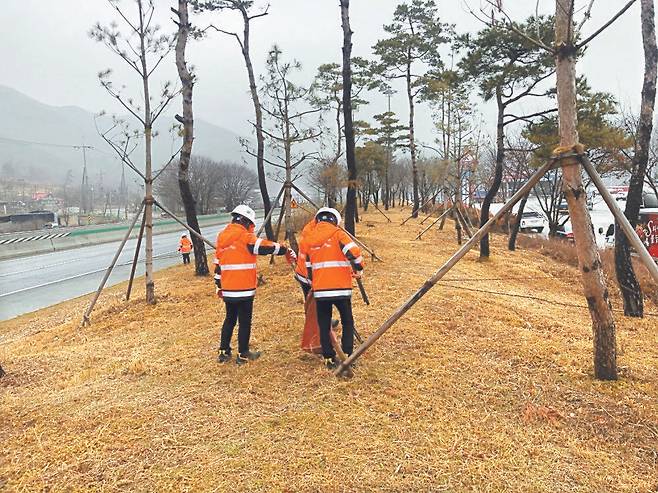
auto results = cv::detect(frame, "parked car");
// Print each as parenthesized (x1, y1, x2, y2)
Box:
(519, 210, 545, 233)
(558, 201, 569, 215)
(556, 222, 574, 241)
(42, 222, 59, 229)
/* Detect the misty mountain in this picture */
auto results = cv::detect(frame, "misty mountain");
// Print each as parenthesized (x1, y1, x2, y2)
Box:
(0, 85, 248, 189)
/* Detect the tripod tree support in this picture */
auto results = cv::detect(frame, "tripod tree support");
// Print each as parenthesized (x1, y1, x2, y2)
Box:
(455, 205, 473, 238)
(335, 159, 554, 376)
(580, 155, 658, 284)
(126, 212, 147, 301)
(81, 201, 145, 326)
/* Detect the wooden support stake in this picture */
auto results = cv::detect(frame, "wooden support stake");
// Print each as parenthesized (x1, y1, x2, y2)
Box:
(455, 205, 473, 238)
(580, 155, 658, 284)
(81, 201, 145, 326)
(126, 211, 146, 301)
(372, 202, 392, 222)
(415, 207, 452, 240)
(153, 200, 215, 249)
(401, 192, 439, 225)
(336, 160, 553, 376)
(256, 184, 286, 237)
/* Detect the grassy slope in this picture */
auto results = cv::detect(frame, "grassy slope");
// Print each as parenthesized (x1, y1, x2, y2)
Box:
(1, 209, 657, 492)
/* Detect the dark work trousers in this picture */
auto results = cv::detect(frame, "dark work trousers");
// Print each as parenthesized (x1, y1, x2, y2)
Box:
(182, 253, 191, 264)
(316, 298, 354, 359)
(299, 281, 311, 300)
(220, 299, 254, 354)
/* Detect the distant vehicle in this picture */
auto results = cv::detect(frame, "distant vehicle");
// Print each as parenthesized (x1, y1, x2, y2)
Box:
(42, 222, 59, 229)
(519, 211, 545, 233)
(556, 222, 574, 241)
(558, 201, 569, 215)
(614, 193, 627, 202)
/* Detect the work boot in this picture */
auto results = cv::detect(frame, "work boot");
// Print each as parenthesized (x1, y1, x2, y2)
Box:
(324, 356, 340, 370)
(236, 351, 261, 365)
(331, 319, 340, 329)
(217, 349, 232, 363)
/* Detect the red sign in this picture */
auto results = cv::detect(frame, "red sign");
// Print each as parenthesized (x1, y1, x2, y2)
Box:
(638, 211, 658, 259)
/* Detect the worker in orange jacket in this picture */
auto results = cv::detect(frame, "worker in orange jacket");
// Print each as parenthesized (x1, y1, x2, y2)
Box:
(214, 204, 295, 365)
(178, 234, 193, 264)
(300, 207, 364, 369)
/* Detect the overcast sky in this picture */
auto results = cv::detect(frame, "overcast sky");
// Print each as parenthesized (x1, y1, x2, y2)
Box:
(2, 0, 648, 150)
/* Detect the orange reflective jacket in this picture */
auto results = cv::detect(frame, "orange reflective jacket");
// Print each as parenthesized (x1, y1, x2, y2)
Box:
(300, 221, 363, 300)
(179, 237, 192, 253)
(214, 223, 286, 300)
(295, 220, 316, 286)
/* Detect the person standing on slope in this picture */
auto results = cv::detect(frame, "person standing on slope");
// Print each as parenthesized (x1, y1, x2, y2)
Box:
(294, 219, 315, 299)
(178, 234, 193, 265)
(214, 204, 295, 365)
(300, 207, 364, 370)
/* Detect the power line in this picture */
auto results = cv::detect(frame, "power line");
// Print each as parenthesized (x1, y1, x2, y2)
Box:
(0, 135, 94, 150)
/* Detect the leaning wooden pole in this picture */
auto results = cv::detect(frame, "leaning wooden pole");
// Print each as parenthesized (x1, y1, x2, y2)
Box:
(335, 159, 553, 376)
(153, 200, 215, 249)
(256, 184, 285, 237)
(126, 211, 147, 301)
(415, 207, 453, 240)
(580, 155, 658, 284)
(401, 191, 439, 225)
(81, 201, 145, 326)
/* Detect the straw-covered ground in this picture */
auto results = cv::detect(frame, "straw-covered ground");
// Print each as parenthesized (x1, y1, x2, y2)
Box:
(1, 209, 657, 492)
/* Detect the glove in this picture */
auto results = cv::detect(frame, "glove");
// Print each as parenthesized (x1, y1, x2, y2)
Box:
(285, 248, 297, 265)
(352, 270, 364, 280)
(215, 286, 223, 299)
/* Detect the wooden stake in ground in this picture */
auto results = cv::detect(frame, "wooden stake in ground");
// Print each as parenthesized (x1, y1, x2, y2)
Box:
(82, 201, 145, 326)
(555, 0, 617, 380)
(126, 212, 146, 301)
(336, 159, 554, 377)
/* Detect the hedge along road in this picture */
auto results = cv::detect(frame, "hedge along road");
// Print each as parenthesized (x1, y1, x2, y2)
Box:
(0, 213, 265, 321)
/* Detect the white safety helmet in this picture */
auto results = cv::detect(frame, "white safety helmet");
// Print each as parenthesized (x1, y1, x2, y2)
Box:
(315, 207, 342, 225)
(231, 204, 256, 224)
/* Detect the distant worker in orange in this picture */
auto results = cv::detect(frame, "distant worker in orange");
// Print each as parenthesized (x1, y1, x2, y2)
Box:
(300, 207, 364, 370)
(178, 234, 193, 265)
(214, 204, 295, 365)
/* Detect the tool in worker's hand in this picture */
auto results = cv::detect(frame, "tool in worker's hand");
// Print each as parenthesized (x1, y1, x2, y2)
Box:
(355, 278, 370, 306)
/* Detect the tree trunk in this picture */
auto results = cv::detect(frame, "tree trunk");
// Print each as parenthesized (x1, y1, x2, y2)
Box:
(556, 0, 617, 380)
(479, 88, 505, 259)
(341, 0, 358, 235)
(406, 59, 420, 218)
(239, 11, 274, 240)
(508, 192, 529, 251)
(174, 0, 209, 276)
(615, 0, 657, 317)
(138, 0, 155, 305)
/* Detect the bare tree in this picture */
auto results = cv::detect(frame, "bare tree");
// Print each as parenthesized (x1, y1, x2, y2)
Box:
(90, 0, 178, 304)
(172, 0, 209, 276)
(197, 0, 275, 239)
(258, 46, 321, 251)
(341, 0, 358, 234)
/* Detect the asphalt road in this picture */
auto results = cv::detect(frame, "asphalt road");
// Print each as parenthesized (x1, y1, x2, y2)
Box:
(0, 222, 232, 321)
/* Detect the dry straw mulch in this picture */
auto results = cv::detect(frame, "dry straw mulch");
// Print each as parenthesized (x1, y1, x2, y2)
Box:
(1, 209, 657, 492)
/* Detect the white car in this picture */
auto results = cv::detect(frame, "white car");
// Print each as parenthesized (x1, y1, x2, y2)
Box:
(519, 210, 545, 233)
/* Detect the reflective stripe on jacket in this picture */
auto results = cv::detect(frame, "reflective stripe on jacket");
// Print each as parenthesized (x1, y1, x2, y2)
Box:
(214, 222, 286, 300)
(295, 220, 316, 286)
(179, 237, 192, 253)
(299, 221, 363, 300)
